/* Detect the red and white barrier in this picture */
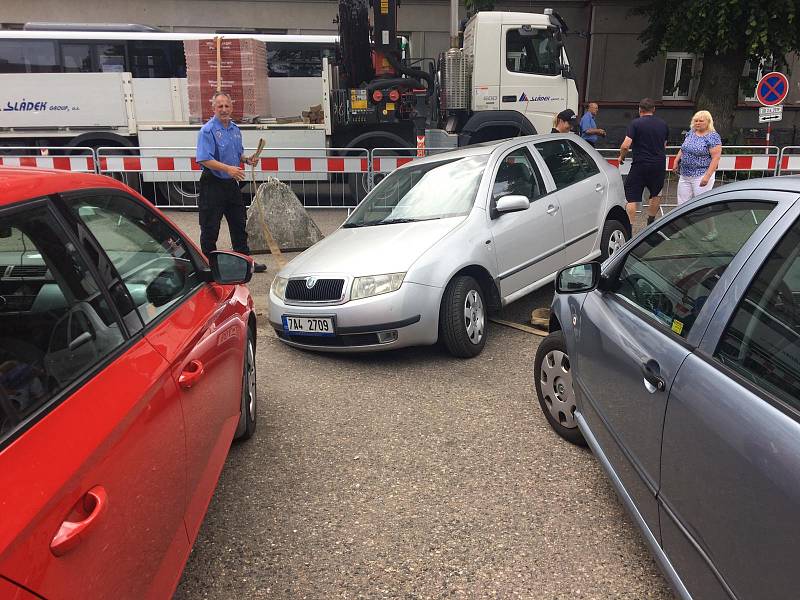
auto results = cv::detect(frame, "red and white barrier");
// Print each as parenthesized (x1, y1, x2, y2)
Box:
(98, 155, 369, 173)
(779, 147, 800, 174)
(0, 147, 96, 172)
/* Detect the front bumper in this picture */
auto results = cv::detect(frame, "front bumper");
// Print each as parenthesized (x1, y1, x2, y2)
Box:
(268, 281, 442, 352)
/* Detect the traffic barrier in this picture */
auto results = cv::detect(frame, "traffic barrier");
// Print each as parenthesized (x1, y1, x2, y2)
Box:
(0, 147, 96, 172)
(3, 144, 793, 212)
(778, 146, 800, 175)
(95, 146, 370, 208)
(599, 146, 780, 213)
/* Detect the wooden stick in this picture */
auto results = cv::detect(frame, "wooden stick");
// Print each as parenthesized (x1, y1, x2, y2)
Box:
(489, 317, 547, 337)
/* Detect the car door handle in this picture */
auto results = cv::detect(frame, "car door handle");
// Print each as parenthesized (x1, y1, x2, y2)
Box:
(179, 359, 205, 389)
(641, 359, 666, 394)
(501, 95, 516, 102)
(50, 486, 108, 557)
(546, 205, 559, 215)
(595, 183, 604, 193)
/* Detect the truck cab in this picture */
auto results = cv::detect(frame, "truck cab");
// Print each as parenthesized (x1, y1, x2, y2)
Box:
(465, 12, 578, 137)
(452, 11, 578, 143)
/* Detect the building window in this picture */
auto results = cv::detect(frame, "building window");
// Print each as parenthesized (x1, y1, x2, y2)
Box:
(662, 52, 695, 100)
(742, 58, 773, 102)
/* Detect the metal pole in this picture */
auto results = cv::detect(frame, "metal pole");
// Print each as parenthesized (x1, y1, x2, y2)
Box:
(450, 0, 459, 48)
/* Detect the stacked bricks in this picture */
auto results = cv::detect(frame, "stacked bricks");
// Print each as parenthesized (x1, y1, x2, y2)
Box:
(185, 38, 270, 123)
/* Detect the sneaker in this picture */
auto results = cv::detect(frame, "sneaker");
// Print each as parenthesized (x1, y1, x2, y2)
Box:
(253, 262, 267, 273)
(701, 230, 718, 242)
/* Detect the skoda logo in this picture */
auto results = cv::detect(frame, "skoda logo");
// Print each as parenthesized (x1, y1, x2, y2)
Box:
(305, 276, 318, 289)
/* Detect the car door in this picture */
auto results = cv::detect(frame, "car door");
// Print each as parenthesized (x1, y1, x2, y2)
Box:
(0, 199, 188, 599)
(534, 138, 607, 264)
(488, 145, 565, 299)
(498, 25, 565, 133)
(64, 192, 246, 541)
(575, 197, 778, 537)
(658, 198, 800, 600)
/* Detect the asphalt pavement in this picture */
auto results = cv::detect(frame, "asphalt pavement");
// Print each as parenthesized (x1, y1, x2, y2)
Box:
(167, 208, 674, 599)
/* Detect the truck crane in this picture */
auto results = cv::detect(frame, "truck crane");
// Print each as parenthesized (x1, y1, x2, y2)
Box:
(330, 0, 579, 154)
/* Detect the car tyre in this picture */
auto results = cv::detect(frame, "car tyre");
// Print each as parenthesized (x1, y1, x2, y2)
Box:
(534, 330, 586, 446)
(439, 275, 487, 358)
(600, 218, 628, 261)
(234, 328, 257, 441)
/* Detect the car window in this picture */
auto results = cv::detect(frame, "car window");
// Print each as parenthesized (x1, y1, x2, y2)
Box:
(492, 147, 545, 202)
(715, 218, 800, 411)
(0, 204, 124, 442)
(613, 201, 774, 338)
(66, 195, 203, 326)
(534, 139, 599, 190)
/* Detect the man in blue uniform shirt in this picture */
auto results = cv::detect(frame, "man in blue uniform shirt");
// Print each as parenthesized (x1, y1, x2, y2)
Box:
(579, 102, 606, 147)
(196, 92, 266, 272)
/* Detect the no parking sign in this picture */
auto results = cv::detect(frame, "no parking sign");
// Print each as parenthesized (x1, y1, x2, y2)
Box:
(756, 72, 789, 107)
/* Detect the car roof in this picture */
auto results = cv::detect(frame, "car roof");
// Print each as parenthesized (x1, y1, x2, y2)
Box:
(0, 166, 131, 205)
(403, 133, 595, 168)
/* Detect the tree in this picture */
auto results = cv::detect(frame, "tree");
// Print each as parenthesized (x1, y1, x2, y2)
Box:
(464, 0, 495, 12)
(634, 0, 800, 140)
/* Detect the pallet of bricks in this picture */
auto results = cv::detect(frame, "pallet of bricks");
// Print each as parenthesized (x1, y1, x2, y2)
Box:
(184, 38, 271, 123)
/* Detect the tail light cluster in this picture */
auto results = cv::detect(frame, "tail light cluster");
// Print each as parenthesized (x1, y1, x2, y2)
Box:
(372, 89, 402, 103)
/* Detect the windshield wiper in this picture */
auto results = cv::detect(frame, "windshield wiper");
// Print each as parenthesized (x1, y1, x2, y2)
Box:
(375, 218, 424, 225)
(343, 217, 424, 228)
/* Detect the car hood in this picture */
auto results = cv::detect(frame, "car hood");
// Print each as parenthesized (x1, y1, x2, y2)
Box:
(282, 217, 464, 276)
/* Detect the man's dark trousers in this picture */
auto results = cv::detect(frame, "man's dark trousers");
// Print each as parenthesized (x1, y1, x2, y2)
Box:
(198, 170, 249, 256)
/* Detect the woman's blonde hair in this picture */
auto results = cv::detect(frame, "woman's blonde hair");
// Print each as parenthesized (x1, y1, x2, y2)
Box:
(691, 110, 715, 132)
(553, 113, 560, 128)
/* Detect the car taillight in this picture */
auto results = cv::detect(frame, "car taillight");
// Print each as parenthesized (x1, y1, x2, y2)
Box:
(388, 89, 400, 102)
(372, 90, 384, 102)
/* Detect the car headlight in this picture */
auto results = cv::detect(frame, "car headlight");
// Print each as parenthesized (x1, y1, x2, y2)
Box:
(271, 276, 288, 300)
(350, 272, 405, 300)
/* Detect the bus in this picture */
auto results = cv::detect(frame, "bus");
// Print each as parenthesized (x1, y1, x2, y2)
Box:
(0, 27, 338, 122)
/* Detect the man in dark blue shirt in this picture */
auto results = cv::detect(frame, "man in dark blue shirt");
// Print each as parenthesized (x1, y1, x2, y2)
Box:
(618, 98, 670, 226)
(196, 92, 266, 272)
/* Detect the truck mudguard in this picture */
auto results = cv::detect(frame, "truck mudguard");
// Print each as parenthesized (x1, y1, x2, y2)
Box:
(459, 111, 537, 146)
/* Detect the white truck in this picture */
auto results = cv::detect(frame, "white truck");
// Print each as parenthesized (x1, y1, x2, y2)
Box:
(0, 10, 579, 202)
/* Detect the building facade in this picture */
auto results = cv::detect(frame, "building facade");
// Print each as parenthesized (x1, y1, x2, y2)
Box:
(4, 0, 798, 146)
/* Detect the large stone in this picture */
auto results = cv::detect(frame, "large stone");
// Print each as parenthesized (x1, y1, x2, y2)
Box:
(246, 177, 324, 253)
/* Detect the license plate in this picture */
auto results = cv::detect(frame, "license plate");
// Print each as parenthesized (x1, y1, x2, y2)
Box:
(282, 315, 335, 336)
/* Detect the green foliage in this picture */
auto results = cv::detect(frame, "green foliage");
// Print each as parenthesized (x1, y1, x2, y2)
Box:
(634, 0, 800, 67)
(464, 0, 496, 12)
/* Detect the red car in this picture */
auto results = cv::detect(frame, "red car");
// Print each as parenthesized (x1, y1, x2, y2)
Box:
(0, 167, 257, 599)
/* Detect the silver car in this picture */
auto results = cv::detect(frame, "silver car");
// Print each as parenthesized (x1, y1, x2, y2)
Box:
(270, 134, 629, 356)
(535, 178, 800, 598)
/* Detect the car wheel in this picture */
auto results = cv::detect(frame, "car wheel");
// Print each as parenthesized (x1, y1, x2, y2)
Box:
(534, 331, 586, 446)
(600, 219, 628, 261)
(234, 328, 257, 441)
(440, 275, 487, 358)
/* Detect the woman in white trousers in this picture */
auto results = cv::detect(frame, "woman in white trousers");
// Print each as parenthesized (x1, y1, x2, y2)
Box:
(672, 111, 722, 240)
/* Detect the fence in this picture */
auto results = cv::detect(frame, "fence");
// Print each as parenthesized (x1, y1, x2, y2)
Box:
(4, 144, 800, 212)
(95, 146, 370, 209)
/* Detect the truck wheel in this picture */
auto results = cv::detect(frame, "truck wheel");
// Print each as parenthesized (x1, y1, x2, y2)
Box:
(439, 275, 487, 358)
(156, 181, 200, 208)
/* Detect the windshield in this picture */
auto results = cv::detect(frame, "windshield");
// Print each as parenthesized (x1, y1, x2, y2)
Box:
(343, 156, 488, 227)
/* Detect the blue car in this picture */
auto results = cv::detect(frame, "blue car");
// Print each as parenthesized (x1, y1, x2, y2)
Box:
(535, 177, 800, 599)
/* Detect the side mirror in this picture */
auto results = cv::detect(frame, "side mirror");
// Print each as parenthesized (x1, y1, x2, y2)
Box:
(556, 262, 601, 294)
(495, 194, 530, 214)
(209, 251, 253, 285)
